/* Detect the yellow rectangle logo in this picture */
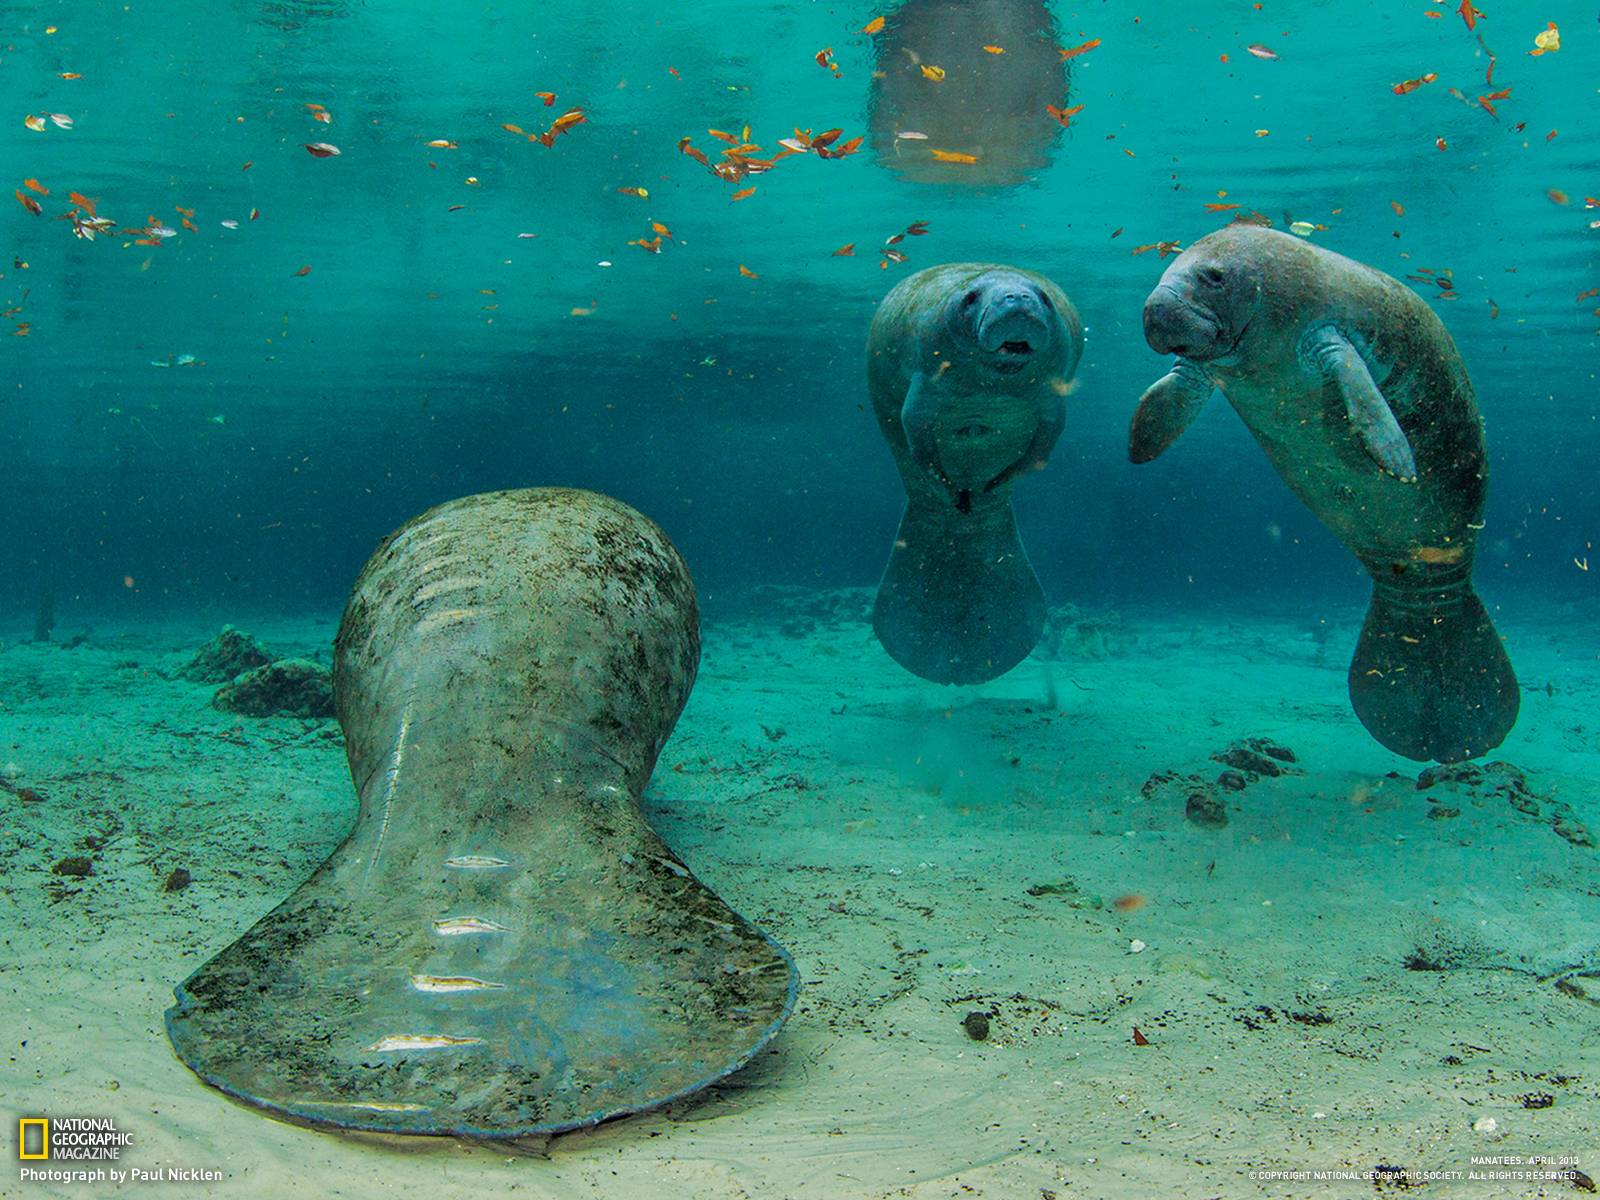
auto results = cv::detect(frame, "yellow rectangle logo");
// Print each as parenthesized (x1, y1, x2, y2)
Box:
(19, 1117, 48, 1160)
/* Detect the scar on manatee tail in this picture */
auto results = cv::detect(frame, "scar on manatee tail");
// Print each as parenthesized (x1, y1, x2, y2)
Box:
(1347, 577, 1520, 763)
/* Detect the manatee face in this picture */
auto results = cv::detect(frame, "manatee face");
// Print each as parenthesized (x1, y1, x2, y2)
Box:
(1142, 231, 1268, 364)
(943, 269, 1058, 379)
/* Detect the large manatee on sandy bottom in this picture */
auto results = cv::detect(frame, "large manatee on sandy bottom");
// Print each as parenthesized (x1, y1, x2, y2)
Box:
(166, 488, 796, 1136)
(868, 0, 1067, 188)
(1133, 224, 1519, 763)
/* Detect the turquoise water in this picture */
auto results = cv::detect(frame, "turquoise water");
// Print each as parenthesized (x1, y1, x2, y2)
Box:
(5, 0, 1595, 613)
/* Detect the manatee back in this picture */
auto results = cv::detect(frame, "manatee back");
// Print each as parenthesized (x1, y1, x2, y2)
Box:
(334, 487, 700, 802)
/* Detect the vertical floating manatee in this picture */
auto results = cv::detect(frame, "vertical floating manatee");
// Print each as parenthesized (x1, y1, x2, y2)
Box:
(1131, 224, 1519, 762)
(868, 0, 1067, 188)
(869, 264, 1083, 684)
(166, 488, 797, 1136)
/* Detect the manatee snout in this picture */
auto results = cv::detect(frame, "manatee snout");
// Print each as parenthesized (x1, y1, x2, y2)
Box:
(975, 279, 1053, 369)
(1143, 283, 1221, 360)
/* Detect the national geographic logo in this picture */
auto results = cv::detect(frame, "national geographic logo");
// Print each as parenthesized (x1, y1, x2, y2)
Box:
(17, 1117, 131, 1161)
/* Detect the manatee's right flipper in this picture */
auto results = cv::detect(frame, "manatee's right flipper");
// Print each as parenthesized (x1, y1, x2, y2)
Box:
(901, 371, 949, 488)
(1129, 359, 1213, 463)
(1299, 325, 1418, 483)
(873, 494, 1045, 685)
(1348, 584, 1520, 763)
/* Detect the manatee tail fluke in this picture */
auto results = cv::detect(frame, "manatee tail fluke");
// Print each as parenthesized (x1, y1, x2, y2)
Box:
(873, 497, 1045, 685)
(1347, 584, 1519, 763)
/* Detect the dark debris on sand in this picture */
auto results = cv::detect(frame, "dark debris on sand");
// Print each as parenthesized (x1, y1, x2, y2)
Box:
(181, 625, 273, 683)
(212, 658, 334, 719)
(1416, 760, 1594, 849)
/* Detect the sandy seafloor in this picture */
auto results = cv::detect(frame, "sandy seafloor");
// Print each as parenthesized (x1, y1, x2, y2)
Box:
(4, 588, 1599, 1200)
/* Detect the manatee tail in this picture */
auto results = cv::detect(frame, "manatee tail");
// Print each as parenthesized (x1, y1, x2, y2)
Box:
(873, 494, 1045, 685)
(1347, 582, 1519, 763)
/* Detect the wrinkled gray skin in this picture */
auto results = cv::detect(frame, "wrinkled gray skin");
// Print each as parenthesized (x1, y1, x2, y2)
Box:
(1133, 225, 1518, 762)
(167, 489, 797, 1137)
(869, 0, 1067, 188)
(871, 263, 1083, 684)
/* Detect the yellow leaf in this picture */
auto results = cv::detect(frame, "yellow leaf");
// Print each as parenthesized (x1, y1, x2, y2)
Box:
(929, 148, 977, 163)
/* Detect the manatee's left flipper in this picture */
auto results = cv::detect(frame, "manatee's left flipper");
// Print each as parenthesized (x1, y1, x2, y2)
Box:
(983, 392, 1065, 495)
(1129, 359, 1213, 463)
(1300, 326, 1418, 483)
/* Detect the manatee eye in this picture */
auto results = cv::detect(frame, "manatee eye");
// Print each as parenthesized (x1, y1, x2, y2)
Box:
(1038, 292, 1054, 310)
(1199, 266, 1226, 288)
(962, 289, 980, 307)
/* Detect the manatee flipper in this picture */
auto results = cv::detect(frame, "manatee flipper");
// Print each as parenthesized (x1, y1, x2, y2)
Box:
(1300, 326, 1418, 483)
(1129, 358, 1213, 463)
(1348, 578, 1520, 763)
(873, 489, 1046, 685)
(165, 489, 796, 1137)
(901, 372, 956, 493)
(983, 393, 1065, 495)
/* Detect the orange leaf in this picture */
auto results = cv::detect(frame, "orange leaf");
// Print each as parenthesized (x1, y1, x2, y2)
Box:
(15, 189, 42, 215)
(536, 92, 556, 106)
(919, 64, 945, 81)
(730, 187, 755, 201)
(1391, 73, 1437, 94)
(1060, 38, 1100, 60)
(1458, 0, 1481, 30)
(928, 148, 977, 163)
(292, 265, 311, 276)
(708, 128, 740, 144)
(1203, 202, 1239, 211)
(1045, 103, 1084, 127)
(738, 264, 758, 278)
(502, 123, 525, 135)
(22, 178, 48, 195)
(862, 15, 885, 34)
(832, 243, 855, 256)
(983, 45, 1005, 55)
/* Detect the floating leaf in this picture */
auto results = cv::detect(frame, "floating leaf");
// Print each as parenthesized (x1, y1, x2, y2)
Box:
(731, 186, 756, 201)
(58, 72, 81, 80)
(1059, 38, 1100, 60)
(928, 148, 977, 163)
(1392, 73, 1437, 94)
(502, 123, 525, 135)
(919, 64, 945, 81)
(832, 243, 855, 256)
(983, 45, 1005, 54)
(303, 142, 340, 157)
(738, 264, 758, 278)
(48, 113, 73, 129)
(617, 186, 648, 197)
(1245, 44, 1278, 60)
(23, 115, 45, 132)
(1530, 22, 1559, 54)
(426, 139, 458, 148)
(1046, 102, 1084, 127)
(1458, 0, 1481, 31)
(15, 189, 42, 215)
(292, 265, 311, 276)
(862, 15, 885, 34)
(22, 178, 47, 195)
(536, 91, 556, 106)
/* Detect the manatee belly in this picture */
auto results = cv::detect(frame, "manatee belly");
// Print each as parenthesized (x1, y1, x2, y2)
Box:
(932, 392, 1036, 490)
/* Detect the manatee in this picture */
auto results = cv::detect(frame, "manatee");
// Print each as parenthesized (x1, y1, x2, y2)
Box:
(870, 263, 1083, 684)
(1133, 223, 1519, 763)
(166, 488, 797, 1136)
(868, 0, 1067, 188)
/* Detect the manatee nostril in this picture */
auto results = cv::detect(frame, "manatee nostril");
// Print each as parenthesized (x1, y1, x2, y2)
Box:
(1168, 342, 1191, 357)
